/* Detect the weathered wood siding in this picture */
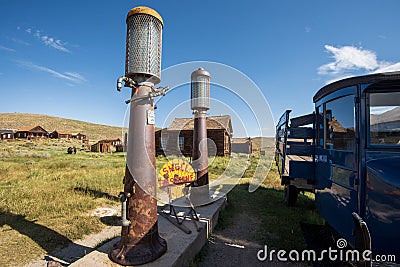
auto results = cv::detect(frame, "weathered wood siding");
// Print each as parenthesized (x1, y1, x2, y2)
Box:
(155, 129, 230, 157)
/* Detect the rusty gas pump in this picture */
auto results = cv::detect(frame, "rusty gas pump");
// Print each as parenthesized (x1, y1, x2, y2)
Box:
(109, 6, 168, 266)
(189, 68, 211, 205)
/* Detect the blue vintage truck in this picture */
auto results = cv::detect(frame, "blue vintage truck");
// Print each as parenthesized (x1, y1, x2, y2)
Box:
(275, 72, 400, 263)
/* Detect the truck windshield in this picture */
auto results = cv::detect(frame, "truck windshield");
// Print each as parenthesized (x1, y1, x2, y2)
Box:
(369, 91, 400, 146)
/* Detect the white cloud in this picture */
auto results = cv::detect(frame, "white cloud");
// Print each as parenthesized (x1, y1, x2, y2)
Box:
(0, 44, 16, 52)
(318, 45, 378, 75)
(25, 28, 70, 53)
(318, 45, 400, 83)
(373, 62, 400, 73)
(15, 60, 86, 84)
(64, 72, 87, 82)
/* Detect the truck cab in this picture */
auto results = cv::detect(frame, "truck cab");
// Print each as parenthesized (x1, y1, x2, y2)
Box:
(275, 72, 400, 261)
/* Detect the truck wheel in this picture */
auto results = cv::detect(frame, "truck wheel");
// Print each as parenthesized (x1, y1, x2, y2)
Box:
(284, 185, 298, 207)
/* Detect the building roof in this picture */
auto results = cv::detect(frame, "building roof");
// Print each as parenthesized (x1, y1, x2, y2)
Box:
(17, 125, 36, 132)
(16, 125, 48, 133)
(168, 115, 233, 134)
(231, 137, 251, 144)
(98, 138, 121, 143)
(72, 132, 86, 136)
(56, 131, 72, 135)
(0, 129, 15, 134)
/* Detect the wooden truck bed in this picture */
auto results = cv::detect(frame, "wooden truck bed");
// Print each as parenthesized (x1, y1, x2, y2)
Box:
(284, 155, 312, 176)
(275, 110, 315, 191)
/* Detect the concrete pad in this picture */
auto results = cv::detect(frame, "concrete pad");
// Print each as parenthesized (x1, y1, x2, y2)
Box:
(26, 225, 121, 267)
(70, 197, 226, 267)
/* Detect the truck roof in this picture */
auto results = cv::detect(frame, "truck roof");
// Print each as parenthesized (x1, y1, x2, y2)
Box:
(313, 71, 400, 103)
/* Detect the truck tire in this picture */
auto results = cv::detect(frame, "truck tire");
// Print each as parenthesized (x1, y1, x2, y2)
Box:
(284, 185, 298, 207)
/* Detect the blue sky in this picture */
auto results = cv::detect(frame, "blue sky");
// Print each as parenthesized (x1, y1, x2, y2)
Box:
(1, 0, 400, 137)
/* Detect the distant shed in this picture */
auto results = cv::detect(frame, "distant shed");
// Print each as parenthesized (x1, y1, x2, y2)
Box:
(50, 130, 72, 139)
(91, 138, 122, 153)
(0, 130, 15, 141)
(72, 133, 87, 140)
(231, 138, 252, 154)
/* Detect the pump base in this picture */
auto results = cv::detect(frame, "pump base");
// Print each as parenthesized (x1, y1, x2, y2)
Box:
(109, 226, 167, 266)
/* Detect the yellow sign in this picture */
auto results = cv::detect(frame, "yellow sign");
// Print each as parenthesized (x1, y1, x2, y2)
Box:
(158, 159, 195, 188)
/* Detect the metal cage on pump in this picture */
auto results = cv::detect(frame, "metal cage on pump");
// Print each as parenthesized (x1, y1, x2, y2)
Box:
(125, 6, 163, 84)
(191, 67, 211, 111)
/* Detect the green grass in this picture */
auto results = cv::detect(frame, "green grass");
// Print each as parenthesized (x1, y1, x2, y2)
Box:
(0, 140, 125, 266)
(0, 139, 323, 266)
(215, 158, 324, 251)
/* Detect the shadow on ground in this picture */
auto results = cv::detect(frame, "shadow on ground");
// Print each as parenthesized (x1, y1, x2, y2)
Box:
(73, 187, 120, 202)
(0, 209, 91, 264)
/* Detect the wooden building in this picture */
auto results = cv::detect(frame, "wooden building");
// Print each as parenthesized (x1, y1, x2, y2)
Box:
(231, 138, 252, 154)
(91, 138, 122, 153)
(71, 133, 87, 140)
(82, 139, 90, 150)
(0, 130, 15, 141)
(15, 126, 48, 139)
(115, 144, 124, 152)
(49, 130, 72, 139)
(155, 115, 232, 157)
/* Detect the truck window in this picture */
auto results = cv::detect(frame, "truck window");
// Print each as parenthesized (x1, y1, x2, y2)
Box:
(369, 91, 400, 146)
(316, 106, 324, 147)
(324, 95, 355, 151)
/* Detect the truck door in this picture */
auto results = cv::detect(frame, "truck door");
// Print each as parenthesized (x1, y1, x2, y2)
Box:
(315, 88, 358, 244)
(362, 86, 400, 259)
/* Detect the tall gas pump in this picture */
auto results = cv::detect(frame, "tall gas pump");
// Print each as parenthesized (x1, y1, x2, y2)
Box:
(190, 67, 211, 205)
(109, 6, 168, 266)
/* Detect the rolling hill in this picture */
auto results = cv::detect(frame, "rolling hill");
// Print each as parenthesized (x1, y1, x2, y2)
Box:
(0, 113, 126, 141)
(370, 106, 400, 125)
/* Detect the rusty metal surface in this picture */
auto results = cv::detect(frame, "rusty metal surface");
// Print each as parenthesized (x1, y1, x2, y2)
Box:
(109, 84, 167, 265)
(192, 112, 209, 186)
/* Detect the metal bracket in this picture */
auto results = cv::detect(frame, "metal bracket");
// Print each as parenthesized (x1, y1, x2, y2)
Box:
(125, 86, 169, 104)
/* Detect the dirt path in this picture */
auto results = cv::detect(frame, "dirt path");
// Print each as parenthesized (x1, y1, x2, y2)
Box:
(197, 212, 305, 267)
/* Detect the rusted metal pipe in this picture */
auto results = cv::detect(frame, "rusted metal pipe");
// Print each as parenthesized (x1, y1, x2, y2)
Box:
(109, 83, 167, 265)
(190, 109, 210, 206)
(117, 76, 135, 91)
(192, 111, 209, 186)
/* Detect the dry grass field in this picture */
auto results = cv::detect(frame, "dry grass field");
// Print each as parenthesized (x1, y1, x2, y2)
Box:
(0, 136, 322, 266)
(0, 139, 125, 266)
